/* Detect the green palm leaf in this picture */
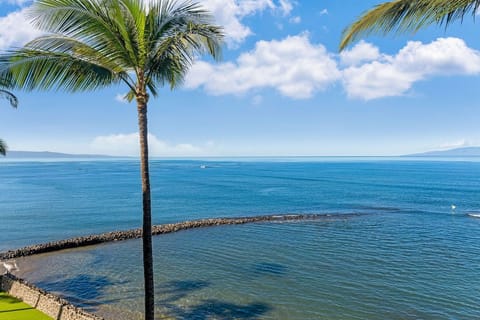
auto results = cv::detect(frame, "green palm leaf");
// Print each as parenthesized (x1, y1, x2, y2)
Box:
(340, 0, 480, 50)
(0, 74, 18, 156)
(0, 139, 7, 156)
(0, 74, 18, 108)
(0, 89, 18, 108)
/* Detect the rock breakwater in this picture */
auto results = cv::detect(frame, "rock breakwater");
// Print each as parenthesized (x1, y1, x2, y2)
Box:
(0, 213, 362, 260)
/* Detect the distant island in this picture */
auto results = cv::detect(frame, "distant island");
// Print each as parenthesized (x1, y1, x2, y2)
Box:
(4, 147, 480, 159)
(3, 151, 119, 158)
(406, 147, 480, 157)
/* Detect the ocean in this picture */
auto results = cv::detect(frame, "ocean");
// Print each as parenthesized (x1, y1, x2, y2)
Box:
(1, 158, 480, 319)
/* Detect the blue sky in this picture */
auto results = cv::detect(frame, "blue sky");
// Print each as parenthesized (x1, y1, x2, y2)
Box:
(1, 0, 480, 156)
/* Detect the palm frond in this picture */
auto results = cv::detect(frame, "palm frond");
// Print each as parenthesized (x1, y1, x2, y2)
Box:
(29, 0, 140, 68)
(0, 73, 18, 108)
(119, 0, 147, 65)
(340, 0, 480, 50)
(0, 139, 7, 156)
(25, 35, 126, 70)
(145, 0, 223, 92)
(149, 0, 223, 58)
(0, 89, 18, 108)
(0, 48, 121, 92)
(2, 0, 223, 97)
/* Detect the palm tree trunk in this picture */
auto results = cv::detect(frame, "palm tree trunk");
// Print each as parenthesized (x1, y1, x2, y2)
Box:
(137, 95, 155, 320)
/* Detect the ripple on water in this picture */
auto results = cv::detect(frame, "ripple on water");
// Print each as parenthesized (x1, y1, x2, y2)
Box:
(16, 213, 480, 320)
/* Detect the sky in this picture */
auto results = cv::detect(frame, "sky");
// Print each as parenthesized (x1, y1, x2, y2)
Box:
(1, 0, 480, 157)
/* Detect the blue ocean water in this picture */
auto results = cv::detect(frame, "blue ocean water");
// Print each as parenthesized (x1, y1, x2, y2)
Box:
(2, 158, 480, 319)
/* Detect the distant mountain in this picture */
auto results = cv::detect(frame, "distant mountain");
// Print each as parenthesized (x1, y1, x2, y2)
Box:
(406, 147, 480, 157)
(4, 151, 119, 158)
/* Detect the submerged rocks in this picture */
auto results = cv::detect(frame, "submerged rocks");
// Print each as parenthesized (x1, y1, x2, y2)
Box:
(0, 213, 362, 259)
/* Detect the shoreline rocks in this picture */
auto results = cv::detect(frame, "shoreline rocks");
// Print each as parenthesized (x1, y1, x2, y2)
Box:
(0, 213, 363, 260)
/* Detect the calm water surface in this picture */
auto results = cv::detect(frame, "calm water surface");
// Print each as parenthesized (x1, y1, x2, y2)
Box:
(2, 158, 480, 319)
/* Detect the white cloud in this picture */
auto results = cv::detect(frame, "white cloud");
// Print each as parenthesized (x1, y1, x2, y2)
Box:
(277, 0, 294, 16)
(0, 0, 32, 6)
(185, 33, 340, 99)
(2, 4, 476, 104)
(0, 7, 43, 50)
(289, 16, 301, 24)
(342, 37, 480, 100)
(340, 40, 381, 66)
(187, 36, 480, 101)
(90, 133, 211, 157)
(200, 0, 295, 47)
(319, 8, 328, 16)
(115, 93, 128, 104)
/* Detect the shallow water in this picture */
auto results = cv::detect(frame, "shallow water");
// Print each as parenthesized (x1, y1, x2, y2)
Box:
(3, 159, 480, 319)
(17, 214, 480, 320)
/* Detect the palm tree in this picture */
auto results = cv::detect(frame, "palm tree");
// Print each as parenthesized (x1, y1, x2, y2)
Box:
(340, 0, 480, 50)
(0, 76, 18, 156)
(0, 0, 223, 319)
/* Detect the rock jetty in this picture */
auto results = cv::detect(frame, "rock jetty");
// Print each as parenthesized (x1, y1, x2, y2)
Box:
(0, 213, 362, 260)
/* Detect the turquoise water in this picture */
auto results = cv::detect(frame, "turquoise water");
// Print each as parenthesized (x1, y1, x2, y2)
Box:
(2, 158, 480, 319)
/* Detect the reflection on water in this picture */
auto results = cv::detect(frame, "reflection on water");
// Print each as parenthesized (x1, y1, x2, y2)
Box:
(17, 213, 480, 320)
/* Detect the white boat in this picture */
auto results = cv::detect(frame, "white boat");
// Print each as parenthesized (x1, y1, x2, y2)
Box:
(467, 212, 480, 218)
